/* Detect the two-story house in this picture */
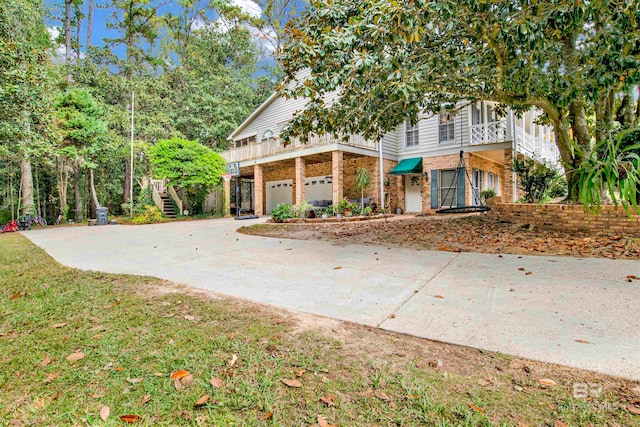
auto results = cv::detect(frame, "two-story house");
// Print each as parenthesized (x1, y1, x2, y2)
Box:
(223, 74, 560, 216)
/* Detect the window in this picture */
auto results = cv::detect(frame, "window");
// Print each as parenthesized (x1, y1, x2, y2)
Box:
(261, 130, 274, 141)
(405, 121, 419, 147)
(471, 102, 483, 125)
(440, 169, 457, 207)
(439, 111, 455, 143)
(235, 135, 256, 148)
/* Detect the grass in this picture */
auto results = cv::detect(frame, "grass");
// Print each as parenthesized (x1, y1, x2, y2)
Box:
(1, 233, 639, 426)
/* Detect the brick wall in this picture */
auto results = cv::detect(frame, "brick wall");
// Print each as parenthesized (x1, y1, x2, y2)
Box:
(487, 197, 640, 234)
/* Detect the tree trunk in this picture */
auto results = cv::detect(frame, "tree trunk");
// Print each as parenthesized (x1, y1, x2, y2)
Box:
(65, 0, 72, 81)
(57, 159, 69, 220)
(89, 167, 100, 210)
(86, 0, 94, 61)
(20, 156, 35, 215)
(74, 162, 84, 222)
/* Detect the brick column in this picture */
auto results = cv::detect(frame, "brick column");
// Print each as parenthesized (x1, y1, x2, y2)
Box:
(332, 151, 343, 207)
(223, 176, 231, 217)
(295, 157, 306, 205)
(503, 148, 516, 203)
(254, 164, 264, 216)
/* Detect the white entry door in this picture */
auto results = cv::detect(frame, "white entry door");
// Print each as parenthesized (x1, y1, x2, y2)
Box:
(266, 179, 293, 213)
(404, 174, 422, 212)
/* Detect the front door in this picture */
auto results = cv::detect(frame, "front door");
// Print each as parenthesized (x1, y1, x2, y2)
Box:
(404, 174, 422, 213)
(472, 169, 482, 205)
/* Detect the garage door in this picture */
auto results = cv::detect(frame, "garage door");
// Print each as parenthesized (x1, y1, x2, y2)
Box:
(266, 179, 293, 213)
(304, 175, 332, 202)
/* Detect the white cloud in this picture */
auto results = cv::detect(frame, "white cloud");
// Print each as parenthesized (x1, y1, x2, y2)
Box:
(47, 26, 85, 64)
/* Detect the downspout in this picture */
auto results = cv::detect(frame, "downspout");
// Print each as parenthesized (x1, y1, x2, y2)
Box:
(511, 110, 518, 202)
(378, 137, 384, 212)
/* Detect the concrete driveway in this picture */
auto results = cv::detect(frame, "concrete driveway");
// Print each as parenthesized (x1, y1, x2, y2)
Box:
(23, 217, 640, 380)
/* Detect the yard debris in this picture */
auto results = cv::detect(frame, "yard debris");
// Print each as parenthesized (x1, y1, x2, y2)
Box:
(282, 378, 302, 388)
(170, 369, 190, 380)
(119, 414, 142, 423)
(210, 377, 223, 388)
(66, 352, 85, 361)
(538, 378, 558, 387)
(320, 395, 335, 407)
(575, 339, 591, 344)
(194, 394, 210, 407)
(99, 406, 110, 421)
(468, 403, 484, 414)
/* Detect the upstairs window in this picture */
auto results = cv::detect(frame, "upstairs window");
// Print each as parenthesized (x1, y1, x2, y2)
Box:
(261, 130, 274, 141)
(235, 135, 256, 148)
(439, 110, 455, 143)
(405, 121, 419, 147)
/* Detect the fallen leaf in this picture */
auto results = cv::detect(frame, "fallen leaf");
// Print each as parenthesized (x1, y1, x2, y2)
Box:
(89, 325, 105, 332)
(127, 377, 144, 384)
(282, 378, 302, 388)
(517, 267, 525, 271)
(554, 421, 569, 427)
(468, 403, 484, 414)
(407, 236, 415, 241)
(262, 410, 274, 420)
(433, 295, 445, 299)
(119, 414, 142, 423)
(173, 377, 182, 390)
(40, 354, 51, 367)
(66, 352, 85, 361)
(210, 377, 223, 388)
(320, 395, 335, 407)
(477, 378, 491, 387)
(295, 368, 306, 377)
(317, 415, 337, 427)
(140, 395, 151, 405)
(628, 405, 640, 415)
(627, 275, 638, 280)
(100, 406, 110, 421)
(181, 373, 194, 387)
(51, 323, 66, 329)
(115, 367, 124, 371)
(406, 394, 421, 400)
(184, 315, 195, 321)
(575, 339, 591, 344)
(374, 390, 392, 401)
(171, 369, 190, 380)
(153, 372, 163, 377)
(525, 271, 533, 275)
(10, 292, 25, 300)
(333, 266, 342, 270)
(194, 395, 210, 407)
(43, 372, 59, 383)
(229, 354, 238, 367)
(538, 378, 558, 387)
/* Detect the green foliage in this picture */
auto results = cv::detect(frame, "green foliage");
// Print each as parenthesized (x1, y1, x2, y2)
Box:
(512, 158, 562, 204)
(295, 200, 314, 219)
(148, 138, 225, 212)
(0, 209, 11, 225)
(575, 131, 640, 216)
(133, 187, 154, 215)
(335, 198, 353, 215)
(363, 206, 373, 216)
(132, 205, 163, 224)
(479, 189, 496, 203)
(270, 203, 297, 222)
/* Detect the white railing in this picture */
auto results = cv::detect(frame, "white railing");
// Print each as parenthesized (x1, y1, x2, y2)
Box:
(515, 125, 561, 167)
(470, 120, 509, 145)
(151, 178, 166, 194)
(221, 134, 378, 163)
(150, 179, 165, 213)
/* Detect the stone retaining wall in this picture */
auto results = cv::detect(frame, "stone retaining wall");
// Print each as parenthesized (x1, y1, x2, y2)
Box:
(487, 197, 640, 234)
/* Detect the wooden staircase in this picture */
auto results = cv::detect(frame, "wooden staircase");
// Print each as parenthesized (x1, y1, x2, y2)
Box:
(160, 193, 177, 218)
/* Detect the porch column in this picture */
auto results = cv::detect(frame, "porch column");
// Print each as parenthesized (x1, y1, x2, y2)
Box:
(223, 176, 232, 217)
(332, 151, 343, 207)
(254, 164, 264, 216)
(295, 157, 306, 205)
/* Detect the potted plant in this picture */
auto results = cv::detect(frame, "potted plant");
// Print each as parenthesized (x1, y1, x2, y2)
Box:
(335, 198, 351, 218)
(363, 206, 373, 216)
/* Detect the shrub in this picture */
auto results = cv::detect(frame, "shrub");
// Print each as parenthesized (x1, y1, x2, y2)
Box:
(134, 188, 154, 215)
(479, 189, 496, 203)
(512, 158, 562, 203)
(271, 203, 298, 222)
(132, 205, 163, 224)
(335, 198, 353, 214)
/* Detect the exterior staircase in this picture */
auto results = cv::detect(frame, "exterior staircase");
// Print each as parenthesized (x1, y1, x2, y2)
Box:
(160, 193, 176, 218)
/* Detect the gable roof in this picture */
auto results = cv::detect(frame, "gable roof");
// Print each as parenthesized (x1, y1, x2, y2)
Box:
(227, 91, 280, 140)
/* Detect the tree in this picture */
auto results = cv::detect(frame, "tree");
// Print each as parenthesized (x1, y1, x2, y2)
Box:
(354, 167, 371, 210)
(280, 0, 640, 206)
(55, 88, 108, 220)
(147, 138, 225, 213)
(0, 0, 57, 215)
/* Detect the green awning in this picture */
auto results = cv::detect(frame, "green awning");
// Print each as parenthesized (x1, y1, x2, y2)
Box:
(390, 157, 423, 175)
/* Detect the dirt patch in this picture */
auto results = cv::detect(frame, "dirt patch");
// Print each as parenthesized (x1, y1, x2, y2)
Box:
(240, 214, 640, 259)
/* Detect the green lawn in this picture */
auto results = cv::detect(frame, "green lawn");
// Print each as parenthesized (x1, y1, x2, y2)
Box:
(1, 233, 638, 426)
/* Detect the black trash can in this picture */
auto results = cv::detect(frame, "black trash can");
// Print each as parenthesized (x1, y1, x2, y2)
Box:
(97, 207, 109, 225)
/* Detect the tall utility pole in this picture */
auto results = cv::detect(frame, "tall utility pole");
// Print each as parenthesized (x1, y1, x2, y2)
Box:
(130, 91, 134, 217)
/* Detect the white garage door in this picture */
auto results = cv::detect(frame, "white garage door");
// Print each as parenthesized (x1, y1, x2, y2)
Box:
(266, 179, 293, 213)
(304, 175, 333, 202)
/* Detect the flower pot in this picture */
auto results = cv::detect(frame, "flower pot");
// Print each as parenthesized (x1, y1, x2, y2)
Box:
(322, 213, 328, 219)
(336, 213, 342, 218)
(345, 209, 352, 217)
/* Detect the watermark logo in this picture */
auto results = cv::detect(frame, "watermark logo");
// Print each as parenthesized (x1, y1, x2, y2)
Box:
(573, 382, 602, 399)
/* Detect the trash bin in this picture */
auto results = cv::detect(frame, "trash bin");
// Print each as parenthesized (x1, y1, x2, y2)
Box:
(97, 207, 109, 225)
(395, 207, 403, 215)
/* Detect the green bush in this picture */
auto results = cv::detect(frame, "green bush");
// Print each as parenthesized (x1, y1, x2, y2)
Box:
(132, 205, 163, 224)
(134, 188, 154, 215)
(0, 209, 11, 225)
(512, 158, 562, 203)
(335, 198, 353, 214)
(479, 189, 496, 203)
(271, 203, 298, 222)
